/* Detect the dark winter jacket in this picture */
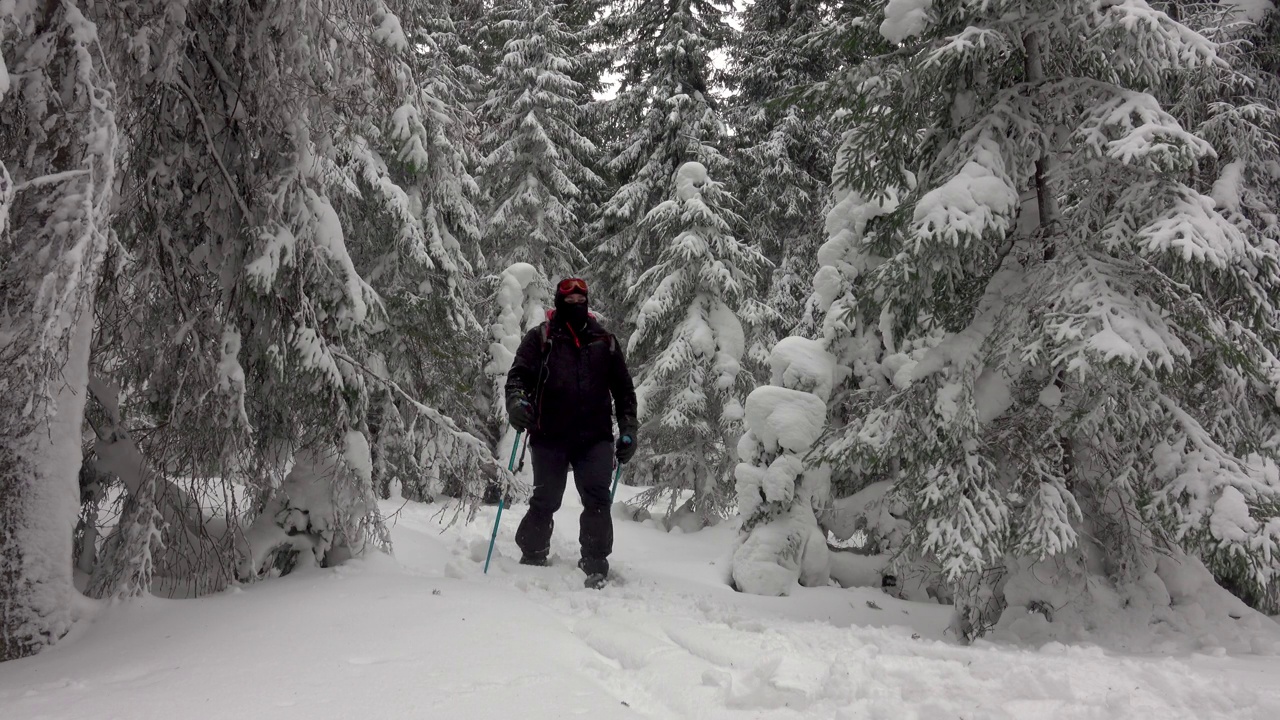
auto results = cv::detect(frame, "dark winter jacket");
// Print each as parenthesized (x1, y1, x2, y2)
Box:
(505, 312, 638, 448)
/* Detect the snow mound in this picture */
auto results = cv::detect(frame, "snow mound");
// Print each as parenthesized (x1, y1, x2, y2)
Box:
(995, 552, 1280, 655)
(237, 440, 376, 577)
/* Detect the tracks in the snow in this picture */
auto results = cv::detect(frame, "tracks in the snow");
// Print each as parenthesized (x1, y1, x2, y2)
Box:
(571, 614, 841, 718)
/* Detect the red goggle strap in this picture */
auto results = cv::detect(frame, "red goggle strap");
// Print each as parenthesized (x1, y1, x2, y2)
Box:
(557, 278, 588, 294)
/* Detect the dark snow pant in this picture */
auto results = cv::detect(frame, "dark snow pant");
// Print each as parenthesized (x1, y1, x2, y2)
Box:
(515, 439, 614, 574)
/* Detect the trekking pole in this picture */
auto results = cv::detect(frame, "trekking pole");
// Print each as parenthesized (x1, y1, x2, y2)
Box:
(484, 430, 523, 574)
(610, 462, 623, 502)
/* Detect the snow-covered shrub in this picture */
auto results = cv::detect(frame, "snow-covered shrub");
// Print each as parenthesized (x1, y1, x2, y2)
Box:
(85, 470, 163, 601)
(732, 337, 839, 595)
(994, 548, 1280, 654)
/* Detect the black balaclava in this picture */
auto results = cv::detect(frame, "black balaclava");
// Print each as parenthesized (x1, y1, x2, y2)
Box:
(554, 287, 589, 330)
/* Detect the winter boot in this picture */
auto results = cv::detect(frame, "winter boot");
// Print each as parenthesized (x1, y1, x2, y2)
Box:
(579, 557, 608, 588)
(519, 552, 549, 567)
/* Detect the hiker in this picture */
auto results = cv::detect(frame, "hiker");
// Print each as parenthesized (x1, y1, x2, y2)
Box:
(505, 277, 638, 584)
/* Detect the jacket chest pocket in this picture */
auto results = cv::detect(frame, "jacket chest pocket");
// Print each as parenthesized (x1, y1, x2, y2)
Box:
(547, 341, 609, 395)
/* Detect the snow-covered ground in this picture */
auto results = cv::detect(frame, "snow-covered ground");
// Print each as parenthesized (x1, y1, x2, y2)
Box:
(4, 486, 1280, 720)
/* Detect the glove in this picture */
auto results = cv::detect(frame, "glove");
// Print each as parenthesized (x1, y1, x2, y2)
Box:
(508, 398, 534, 431)
(615, 433, 637, 464)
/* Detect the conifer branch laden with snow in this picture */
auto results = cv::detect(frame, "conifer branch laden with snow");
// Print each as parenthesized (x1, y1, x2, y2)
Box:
(813, 0, 1280, 640)
(728, 0, 837, 354)
(626, 162, 767, 524)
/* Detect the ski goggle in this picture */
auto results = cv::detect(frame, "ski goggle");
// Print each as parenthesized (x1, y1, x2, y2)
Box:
(557, 277, 588, 295)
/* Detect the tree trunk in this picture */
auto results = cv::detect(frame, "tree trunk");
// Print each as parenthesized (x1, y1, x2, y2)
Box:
(1, 0, 117, 660)
(1, 307, 95, 661)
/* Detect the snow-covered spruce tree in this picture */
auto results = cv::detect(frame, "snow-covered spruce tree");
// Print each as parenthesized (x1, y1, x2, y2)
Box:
(815, 1, 1280, 641)
(83, 0, 502, 595)
(477, 0, 601, 277)
(588, 0, 733, 320)
(0, 0, 117, 661)
(626, 162, 768, 526)
(358, 0, 494, 504)
(394, 0, 487, 283)
(732, 337, 840, 594)
(728, 0, 836, 353)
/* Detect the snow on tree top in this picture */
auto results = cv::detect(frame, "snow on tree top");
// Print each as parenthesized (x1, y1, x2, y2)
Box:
(880, 0, 934, 45)
(503, 262, 541, 287)
(374, 11, 410, 52)
(769, 337, 838, 402)
(674, 161, 710, 201)
(744, 385, 827, 454)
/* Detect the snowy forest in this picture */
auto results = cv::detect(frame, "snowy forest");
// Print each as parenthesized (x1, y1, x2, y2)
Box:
(4, 0, 1280, 675)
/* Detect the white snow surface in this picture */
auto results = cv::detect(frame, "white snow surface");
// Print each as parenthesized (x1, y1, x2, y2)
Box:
(0, 44, 10, 98)
(4, 488, 1280, 719)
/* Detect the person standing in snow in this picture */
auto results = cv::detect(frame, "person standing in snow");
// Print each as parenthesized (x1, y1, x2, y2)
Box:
(505, 277, 638, 583)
